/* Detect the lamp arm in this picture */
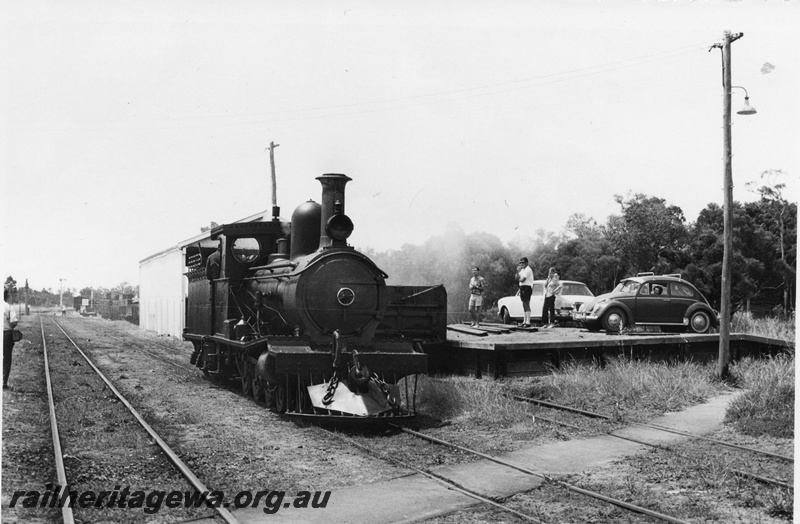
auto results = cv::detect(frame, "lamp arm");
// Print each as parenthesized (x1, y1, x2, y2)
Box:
(730, 85, 749, 97)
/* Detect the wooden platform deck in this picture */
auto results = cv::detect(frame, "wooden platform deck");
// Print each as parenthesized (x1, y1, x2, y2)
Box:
(433, 323, 793, 378)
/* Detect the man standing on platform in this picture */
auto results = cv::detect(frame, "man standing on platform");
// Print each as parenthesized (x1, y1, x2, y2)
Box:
(468, 267, 486, 327)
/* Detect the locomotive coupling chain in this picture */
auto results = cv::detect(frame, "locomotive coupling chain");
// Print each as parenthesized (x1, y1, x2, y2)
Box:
(322, 373, 340, 406)
(371, 373, 399, 409)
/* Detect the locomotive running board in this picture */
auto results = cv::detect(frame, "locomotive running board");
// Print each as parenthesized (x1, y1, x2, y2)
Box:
(307, 380, 400, 416)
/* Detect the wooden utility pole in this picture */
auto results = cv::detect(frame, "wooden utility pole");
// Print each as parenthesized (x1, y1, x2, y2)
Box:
(59, 278, 66, 310)
(268, 141, 280, 219)
(718, 31, 743, 379)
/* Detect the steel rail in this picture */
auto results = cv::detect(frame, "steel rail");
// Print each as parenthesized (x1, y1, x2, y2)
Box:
(527, 401, 793, 491)
(63, 319, 194, 372)
(95, 333, 194, 374)
(49, 318, 240, 524)
(389, 423, 692, 524)
(39, 316, 76, 524)
(319, 429, 545, 524)
(73, 318, 193, 356)
(514, 395, 794, 462)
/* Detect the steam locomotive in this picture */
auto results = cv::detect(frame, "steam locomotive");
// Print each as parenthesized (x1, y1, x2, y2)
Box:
(183, 174, 447, 420)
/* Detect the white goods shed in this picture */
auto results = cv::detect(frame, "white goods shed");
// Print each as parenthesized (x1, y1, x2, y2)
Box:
(138, 211, 267, 338)
(139, 245, 186, 337)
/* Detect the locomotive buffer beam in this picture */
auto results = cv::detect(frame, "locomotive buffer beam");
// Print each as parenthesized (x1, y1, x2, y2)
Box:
(269, 345, 428, 376)
(307, 380, 400, 416)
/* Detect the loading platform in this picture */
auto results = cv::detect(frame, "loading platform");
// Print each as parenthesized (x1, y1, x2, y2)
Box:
(431, 323, 793, 378)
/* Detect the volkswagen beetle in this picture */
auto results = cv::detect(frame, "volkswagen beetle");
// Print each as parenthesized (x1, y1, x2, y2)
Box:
(573, 273, 718, 334)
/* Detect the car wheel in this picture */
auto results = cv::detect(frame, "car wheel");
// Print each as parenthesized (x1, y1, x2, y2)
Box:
(688, 311, 711, 334)
(501, 307, 511, 325)
(602, 308, 626, 332)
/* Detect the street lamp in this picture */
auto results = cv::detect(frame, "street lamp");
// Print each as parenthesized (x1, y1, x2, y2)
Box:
(733, 86, 757, 115)
(714, 31, 756, 379)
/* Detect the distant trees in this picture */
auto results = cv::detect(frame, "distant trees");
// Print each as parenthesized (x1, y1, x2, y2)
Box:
(3, 278, 62, 308)
(605, 193, 688, 276)
(368, 181, 796, 320)
(80, 283, 140, 299)
(2, 278, 139, 309)
(745, 170, 796, 315)
(366, 223, 516, 323)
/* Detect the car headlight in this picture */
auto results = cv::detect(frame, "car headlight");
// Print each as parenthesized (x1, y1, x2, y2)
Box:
(591, 300, 608, 314)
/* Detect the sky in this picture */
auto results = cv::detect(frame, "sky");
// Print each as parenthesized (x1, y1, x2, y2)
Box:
(2, 0, 798, 293)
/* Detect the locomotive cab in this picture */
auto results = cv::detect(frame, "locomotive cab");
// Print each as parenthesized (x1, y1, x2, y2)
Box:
(184, 220, 288, 339)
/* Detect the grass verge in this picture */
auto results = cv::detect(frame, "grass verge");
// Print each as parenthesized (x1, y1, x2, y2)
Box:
(728, 353, 795, 438)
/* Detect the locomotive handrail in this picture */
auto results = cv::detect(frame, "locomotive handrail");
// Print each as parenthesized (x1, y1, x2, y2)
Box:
(248, 261, 299, 272)
(246, 249, 389, 281)
(398, 285, 445, 301)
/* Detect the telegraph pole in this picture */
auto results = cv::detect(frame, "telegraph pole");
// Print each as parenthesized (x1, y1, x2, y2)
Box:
(718, 31, 743, 379)
(59, 278, 66, 310)
(268, 141, 280, 219)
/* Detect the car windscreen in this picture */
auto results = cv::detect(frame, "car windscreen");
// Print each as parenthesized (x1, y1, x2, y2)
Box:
(562, 284, 593, 296)
(613, 281, 641, 294)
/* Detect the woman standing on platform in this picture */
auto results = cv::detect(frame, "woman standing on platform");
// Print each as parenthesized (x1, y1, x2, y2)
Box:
(517, 258, 534, 327)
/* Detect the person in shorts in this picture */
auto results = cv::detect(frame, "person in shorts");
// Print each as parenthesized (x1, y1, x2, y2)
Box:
(517, 258, 534, 327)
(468, 267, 486, 327)
(542, 267, 563, 328)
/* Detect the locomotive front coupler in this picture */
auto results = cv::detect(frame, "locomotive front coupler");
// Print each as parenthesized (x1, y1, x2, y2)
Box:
(346, 350, 371, 394)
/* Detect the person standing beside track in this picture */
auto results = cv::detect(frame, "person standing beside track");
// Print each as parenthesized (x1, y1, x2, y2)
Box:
(516, 257, 534, 327)
(4, 288, 19, 390)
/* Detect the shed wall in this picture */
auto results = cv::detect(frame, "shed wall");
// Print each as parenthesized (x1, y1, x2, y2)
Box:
(139, 248, 185, 338)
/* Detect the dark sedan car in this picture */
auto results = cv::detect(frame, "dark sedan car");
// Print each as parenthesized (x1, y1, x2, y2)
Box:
(573, 273, 718, 333)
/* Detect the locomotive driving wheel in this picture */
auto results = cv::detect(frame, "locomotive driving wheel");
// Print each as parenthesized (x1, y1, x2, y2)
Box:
(264, 384, 276, 409)
(238, 355, 252, 394)
(274, 385, 287, 413)
(251, 372, 265, 402)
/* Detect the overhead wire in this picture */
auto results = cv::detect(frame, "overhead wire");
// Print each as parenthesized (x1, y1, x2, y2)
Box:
(150, 42, 711, 129)
(22, 41, 712, 131)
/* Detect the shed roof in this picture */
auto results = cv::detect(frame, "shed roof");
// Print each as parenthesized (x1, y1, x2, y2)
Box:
(139, 209, 271, 265)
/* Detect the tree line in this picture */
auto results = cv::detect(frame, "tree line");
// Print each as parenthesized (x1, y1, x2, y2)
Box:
(364, 171, 796, 322)
(3, 277, 138, 309)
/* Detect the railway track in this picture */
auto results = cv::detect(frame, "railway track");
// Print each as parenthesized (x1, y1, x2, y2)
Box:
(25, 316, 790, 522)
(71, 317, 193, 355)
(60, 316, 195, 374)
(318, 423, 693, 524)
(513, 395, 794, 490)
(40, 316, 239, 523)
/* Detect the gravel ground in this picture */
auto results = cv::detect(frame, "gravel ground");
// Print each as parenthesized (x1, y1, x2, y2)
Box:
(3, 312, 793, 524)
(2, 313, 410, 523)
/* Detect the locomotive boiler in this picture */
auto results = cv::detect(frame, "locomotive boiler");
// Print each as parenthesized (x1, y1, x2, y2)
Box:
(183, 174, 447, 420)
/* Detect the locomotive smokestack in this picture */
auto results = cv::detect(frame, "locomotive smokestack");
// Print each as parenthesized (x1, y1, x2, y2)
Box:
(317, 173, 353, 248)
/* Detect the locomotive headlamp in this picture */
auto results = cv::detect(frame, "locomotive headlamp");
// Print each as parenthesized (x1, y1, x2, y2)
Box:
(326, 213, 354, 241)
